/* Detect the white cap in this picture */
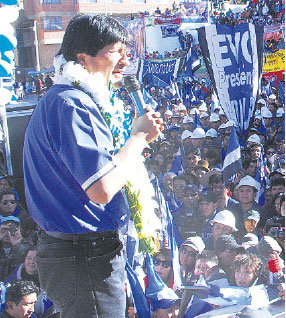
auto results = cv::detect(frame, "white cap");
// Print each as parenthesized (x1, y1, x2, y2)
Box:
(191, 128, 206, 139)
(224, 120, 236, 128)
(181, 130, 193, 141)
(200, 112, 209, 119)
(257, 99, 266, 106)
(269, 94, 276, 100)
(165, 110, 172, 116)
(238, 175, 260, 191)
(183, 116, 193, 124)
(276, 107, 284, 118)
(182, 236, 205, 253)
(206, 128, 218, 138)
(255, 114, 262, 120)
(190, 108, 198, 115)
(219, 109, 226, 116)
(218, 123, 226, 130)
(210, 210, 238, 231)
(177, 104, 186, 111)
(198, 103, 207, 112)
(247, 134, 261, 145)
(261, 107, 273, 118)
(210, 113, 220, 122)
(241, 233, 259, 249)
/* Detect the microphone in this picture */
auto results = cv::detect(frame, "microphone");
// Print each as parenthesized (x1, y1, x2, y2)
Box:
(123, 75, 147, 116)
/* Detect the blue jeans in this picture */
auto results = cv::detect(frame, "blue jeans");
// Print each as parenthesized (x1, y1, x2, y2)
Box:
(36, 231, 126, 318)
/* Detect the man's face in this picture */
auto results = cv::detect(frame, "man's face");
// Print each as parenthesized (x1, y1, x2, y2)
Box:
(271, 184, 285, 196)
(0, 222, 20, 244)
(235, 265, 255, 288)
(199, 200, 217, 218)
(179, 245, 198, 268)
(0, 194, 17, 215)
(244, 219, 258, 233)
(250, 146, 261, 160)
(194, 259, 214, 279)
(79, 41, 128, 85)
(8, 293, 37, 318)
(211, 223, 233, 242)
(173, 180, 187, 200)
(186, 152, 200, 167)
(247, 162, 257, 177)
(191, 138, 203, 148)
(239, 186, 256, 205)
(218, 249, 238, 267)
(25, 250, 37, 275)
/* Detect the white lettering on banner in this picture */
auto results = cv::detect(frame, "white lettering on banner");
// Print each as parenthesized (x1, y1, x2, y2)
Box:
(211, 31, 253, 68)
(147, 61, 175, 74)
(219, 71, 253, 89)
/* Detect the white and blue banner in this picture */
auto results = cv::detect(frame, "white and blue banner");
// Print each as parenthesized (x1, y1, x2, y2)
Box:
(161, 24, 180, 38)
(137, 58, 180, 87)
(198, 24, 264, 137)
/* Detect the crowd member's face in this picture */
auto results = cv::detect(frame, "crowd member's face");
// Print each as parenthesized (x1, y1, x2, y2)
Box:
(244, 219, 258, 233)
(173, 180, 187, 200)
(78, 41, 128, 85)
(154, 154, 164, 166)
(187, 153, 200, 167)
(239, 186, 256, 205)
(210, 181, 224, 198)
(235, 265, 255, 287)
(0, 179, 11, 193)
(280, 200, 285, 217)
(179, 245, 198, 268)
(154, 255, 171, 283)
(25, 250, 38, 275)
(183, 189, 198, 207)
(212, 223, 233, 242)
(271, 184, 285, 197)
(0, 194, 17, 215)
(218, 249, 238, 268)
(250, 146, 261, 160)
(194, 259, 214, 279)
(162, 175, 174, 192)
(265, 147, 276, 160)
(7, 293, 37, 318)
(200, 117, 209, 128)
(200, 200, 217, 218)
(247, 162, 257, 177)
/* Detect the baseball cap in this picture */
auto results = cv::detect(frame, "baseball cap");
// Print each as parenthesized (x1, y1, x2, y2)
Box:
(243, 209, 260, 222)
(183, 116, 193, 124)
(198, 102, 207, 112)
(195, 160, 210, 172)
(206, 128, 218, 138)
(247, 134, 262, 145)
(241, 233, 259, 249)
(0, 216, 20, 225)
(268, 93, 276, 100)
(224, 120, 236, 128)
(200, 112, 209, 119)
(191, 128, 206, 139)
(210, 210, 238, 231)
(182, 236, 205, 253)
(261, 107, 273, 118)
(257, 98, 266, 106)
(238, 175, 260, 192)
(189, 108, 198, 115)
(276, 107, 284, 118)
(209, 113, 220, 122)
(256, 236, 282, 261)
(181, 130, 193, 141)
(214, 235, 242, 254)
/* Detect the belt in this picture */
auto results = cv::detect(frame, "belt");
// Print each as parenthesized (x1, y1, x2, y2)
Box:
(45, 230, 118, 243)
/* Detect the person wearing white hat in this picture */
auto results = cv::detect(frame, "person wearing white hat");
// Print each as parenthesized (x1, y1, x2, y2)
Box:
(200, 112, 210, 130)
(209, 113, 221, 131)
(190, 128, 206, 148)
(206, 128, 218, 139)
(204, 209, 238, 250)
(198, 102, 207, 114)
(181, 116, 194, 131)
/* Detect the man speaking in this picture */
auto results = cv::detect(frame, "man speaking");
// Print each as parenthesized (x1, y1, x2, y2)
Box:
(23, 14, 162, 317)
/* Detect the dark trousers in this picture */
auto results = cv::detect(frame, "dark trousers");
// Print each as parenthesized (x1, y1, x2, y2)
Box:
(36, 231, 126, 318)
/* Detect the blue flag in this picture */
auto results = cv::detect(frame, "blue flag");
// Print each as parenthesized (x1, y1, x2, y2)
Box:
(125, 261, 151, 317)
(222, 126, 242, 182)
(194, 112, 202, 130)
(145, 252, 179, 312)
(277, 78, 285, 106)
(255, 148, 267, 206)
(185, 45, 201, 78)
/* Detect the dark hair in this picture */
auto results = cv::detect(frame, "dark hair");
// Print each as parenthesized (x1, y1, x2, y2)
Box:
(24, 246, 37, 259)
(0, 191, 16, 202)
(231, 254, 262, 285)
(58, 14, 131, 62)
(196, 250, 218, 265)
(270, 177, 285, 188)
(5, 280, 39, 305)
(209, 174, 223, 186)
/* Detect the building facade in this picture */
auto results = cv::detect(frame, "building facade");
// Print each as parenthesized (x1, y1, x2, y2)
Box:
(16, 0, 178, 76)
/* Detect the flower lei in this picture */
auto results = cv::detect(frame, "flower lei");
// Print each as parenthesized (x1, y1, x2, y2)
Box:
(53, 55, 161, 254)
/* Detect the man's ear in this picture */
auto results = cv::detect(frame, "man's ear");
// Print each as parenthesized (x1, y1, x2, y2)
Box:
(76, 53, 88, 67)
(6, 300, 15, 311)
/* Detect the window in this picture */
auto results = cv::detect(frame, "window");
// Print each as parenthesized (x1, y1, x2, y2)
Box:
(77, 0, 97, 2)
(43, 16, 62, 31)
(130, 0, 145, 2)
(106, 0, 123, 2)
(41, 0, 61, 3)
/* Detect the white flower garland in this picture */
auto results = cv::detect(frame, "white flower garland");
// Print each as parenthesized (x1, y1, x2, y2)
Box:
(53, 55, 161, 253)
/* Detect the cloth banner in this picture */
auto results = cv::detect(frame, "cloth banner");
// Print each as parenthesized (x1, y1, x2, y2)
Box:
(154, 14, 181, 25)
(264, 24, 284, 41)
(161, 24, 180, 38)
(180, 1, 208, 23)
(263, 50, 285, 73)
(137, 58, 180, 87)
(198, 23, 264, 137)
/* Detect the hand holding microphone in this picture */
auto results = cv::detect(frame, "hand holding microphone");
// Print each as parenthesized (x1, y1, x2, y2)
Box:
(123, 75, 163, 144)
